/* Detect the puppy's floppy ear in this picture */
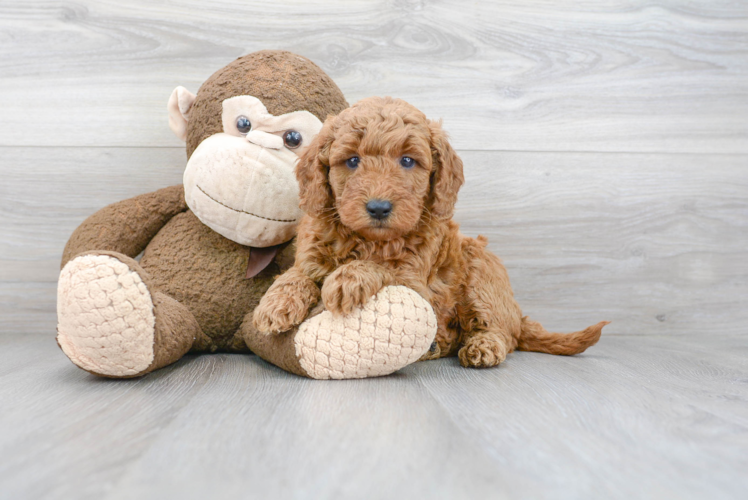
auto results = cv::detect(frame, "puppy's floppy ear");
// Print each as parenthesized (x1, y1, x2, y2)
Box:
(296, 118, 335, 217)
(428, 120, 465, 219)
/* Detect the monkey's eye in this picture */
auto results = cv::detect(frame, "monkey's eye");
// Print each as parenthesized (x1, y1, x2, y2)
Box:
(236, 116, 252, 134)
(346, 157, 360, 169)
(283, 130, 302, 149)
(400, 156, 416, 169)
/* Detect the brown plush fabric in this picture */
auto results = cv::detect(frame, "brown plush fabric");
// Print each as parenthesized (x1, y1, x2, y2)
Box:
(186, 50, 349, 158)
(62, 185, 298, 353)
(63, 250, 207, 378)
(139, 210, 296, 350)
(61, 185, 187, 268)
(240, 303, 326, 378)
(149, 291, 207, 370)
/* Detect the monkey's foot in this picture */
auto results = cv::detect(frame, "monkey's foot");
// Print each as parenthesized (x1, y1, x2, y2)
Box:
(294, 286, 437, 379)
(57, 254, 156, 377)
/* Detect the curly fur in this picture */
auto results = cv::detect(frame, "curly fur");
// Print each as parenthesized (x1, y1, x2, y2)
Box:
(254, 97, 608, 368)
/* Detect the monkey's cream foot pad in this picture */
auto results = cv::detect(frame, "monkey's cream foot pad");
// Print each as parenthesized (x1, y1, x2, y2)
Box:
(295, 286, 437, 379)
(57, 255, 155, 377)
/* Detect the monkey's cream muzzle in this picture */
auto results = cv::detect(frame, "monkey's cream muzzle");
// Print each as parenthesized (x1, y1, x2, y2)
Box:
(180, 95, 324, 248)
(184, 134, 301, 247)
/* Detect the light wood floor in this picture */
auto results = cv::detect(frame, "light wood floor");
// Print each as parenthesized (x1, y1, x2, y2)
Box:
(1, 333, 746, 499)
(1, 1, 747, 498)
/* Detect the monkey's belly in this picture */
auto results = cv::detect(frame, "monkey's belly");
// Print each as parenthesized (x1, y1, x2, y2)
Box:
(139, 210, 281, 350)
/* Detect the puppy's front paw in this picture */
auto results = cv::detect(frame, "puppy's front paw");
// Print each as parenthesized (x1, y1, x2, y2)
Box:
(321, 264, 385, 316)
(458, 335, 510, 368)
(253, 299, 299, 334)
(253, 284, 318, 334)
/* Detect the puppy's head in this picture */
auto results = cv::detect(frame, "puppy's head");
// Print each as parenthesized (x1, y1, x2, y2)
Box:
(296, 97, 464, 241)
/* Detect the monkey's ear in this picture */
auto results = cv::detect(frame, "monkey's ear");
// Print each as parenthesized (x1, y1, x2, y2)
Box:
(296, 120, 335, 217)
(167, 86, 197, 142)
(428, 120, 465, 219)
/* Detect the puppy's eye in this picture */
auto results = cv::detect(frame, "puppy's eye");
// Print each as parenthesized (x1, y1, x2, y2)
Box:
(346, 157, 360, 169)
(283, 130, 302, 149)
(400, 156, 416, 169)
(236, 116, 252, 134)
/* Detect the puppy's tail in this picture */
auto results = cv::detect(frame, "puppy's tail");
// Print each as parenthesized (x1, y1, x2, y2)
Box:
(517, 316, 609, 355)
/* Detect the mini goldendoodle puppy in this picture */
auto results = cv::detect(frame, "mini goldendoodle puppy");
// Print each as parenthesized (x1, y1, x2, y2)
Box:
(254, 97, 609, 368)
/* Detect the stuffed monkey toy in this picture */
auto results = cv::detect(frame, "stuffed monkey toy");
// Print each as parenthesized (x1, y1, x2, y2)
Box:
(57, 50, 437, 380)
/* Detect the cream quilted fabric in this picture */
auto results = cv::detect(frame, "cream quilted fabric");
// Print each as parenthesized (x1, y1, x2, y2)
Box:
(57, 255, 155, 377)
(295, 286, 437, 379)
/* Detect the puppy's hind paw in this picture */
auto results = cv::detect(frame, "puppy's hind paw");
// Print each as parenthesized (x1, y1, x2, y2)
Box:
(458, 336, 509, 368)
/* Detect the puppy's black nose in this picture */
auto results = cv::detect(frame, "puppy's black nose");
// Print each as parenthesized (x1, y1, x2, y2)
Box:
(366, 199, 392, 220)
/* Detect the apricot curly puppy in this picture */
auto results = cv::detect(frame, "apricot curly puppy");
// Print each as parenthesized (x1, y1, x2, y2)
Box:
(254, 97, 609, 368)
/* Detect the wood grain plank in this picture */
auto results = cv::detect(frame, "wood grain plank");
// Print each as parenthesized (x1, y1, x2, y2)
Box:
(1, 0, 746, 152)
(0, 337, 221, 500)
(100, 355, 541, 500)
(455, 150, 748, 336)
(0, 147, 185, 284)
(414, 334, 748, 500)
(0, 333, 542, 500)
(0, 333, 745, 499)
(2, 147, 745, 335)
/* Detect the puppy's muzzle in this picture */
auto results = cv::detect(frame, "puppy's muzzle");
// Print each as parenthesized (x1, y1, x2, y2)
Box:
(366, 199, 392, 220)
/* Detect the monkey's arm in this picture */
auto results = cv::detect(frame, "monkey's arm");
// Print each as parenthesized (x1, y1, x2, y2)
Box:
(61, 185, 188, 268)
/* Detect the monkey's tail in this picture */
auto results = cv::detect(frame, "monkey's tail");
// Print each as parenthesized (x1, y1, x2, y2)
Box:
(517, 317, 610, 355)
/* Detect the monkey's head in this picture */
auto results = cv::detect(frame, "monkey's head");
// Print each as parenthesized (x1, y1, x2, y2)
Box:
(167, 50, 348, 248)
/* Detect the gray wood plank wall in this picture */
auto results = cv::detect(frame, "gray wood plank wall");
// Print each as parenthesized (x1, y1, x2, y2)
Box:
(1, 0, 747, 336)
